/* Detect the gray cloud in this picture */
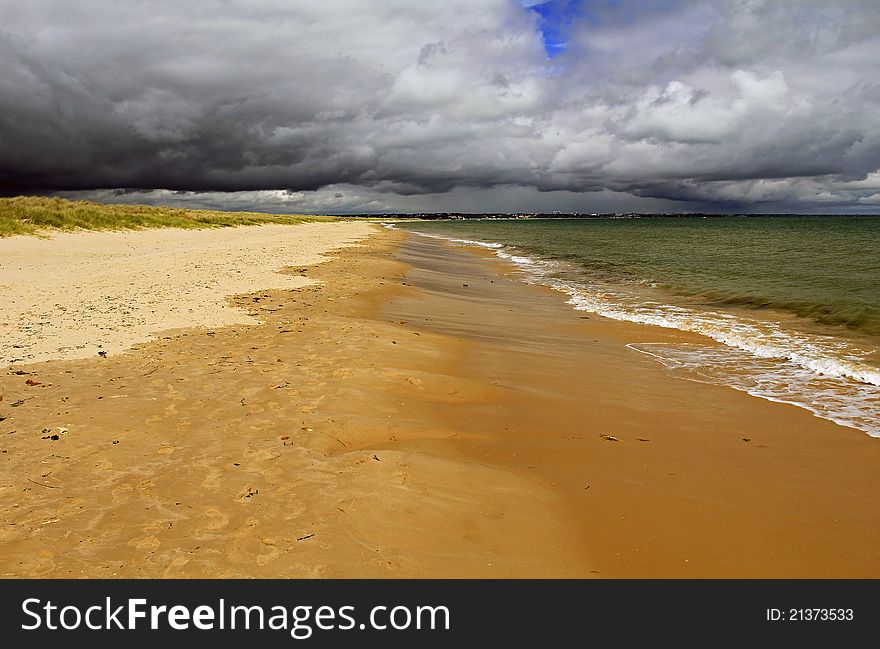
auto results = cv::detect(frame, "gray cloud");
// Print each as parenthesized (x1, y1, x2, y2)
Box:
(2, 0, 880, 212)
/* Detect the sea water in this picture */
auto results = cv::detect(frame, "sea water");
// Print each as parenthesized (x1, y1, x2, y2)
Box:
(397, 216, 880, 437)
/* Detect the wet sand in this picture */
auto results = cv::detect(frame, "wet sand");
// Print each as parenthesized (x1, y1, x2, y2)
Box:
(385, 235, 880, 577)
(1, 226, 878, 577)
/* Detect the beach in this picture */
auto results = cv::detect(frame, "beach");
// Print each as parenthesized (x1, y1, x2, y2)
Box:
(0, 222, 374, 366)
(1, 223, 879, 578)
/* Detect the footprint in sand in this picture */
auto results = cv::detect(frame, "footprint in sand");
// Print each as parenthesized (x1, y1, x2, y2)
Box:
(195, 507, 230, 535)
(162, 554, 191, 578)
(142, 519, 173, 534)
(255, 537, 281, 566)
(256, 549, 280, 566)
(128, 535, 161, 551)
(111, 482, 134, 503)
(227, 518, 282, 567)
(242, 445, 281, 461)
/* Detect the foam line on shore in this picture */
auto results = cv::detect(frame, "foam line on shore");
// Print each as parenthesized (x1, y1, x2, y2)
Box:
(396, 224, 880, 437)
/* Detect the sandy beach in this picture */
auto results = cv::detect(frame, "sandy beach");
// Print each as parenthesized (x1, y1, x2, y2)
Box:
(1, 224, 879, 578)
(0, 222, 374, 366)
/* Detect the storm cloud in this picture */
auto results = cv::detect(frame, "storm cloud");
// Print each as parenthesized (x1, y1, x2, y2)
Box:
(2, 0, 880, 212)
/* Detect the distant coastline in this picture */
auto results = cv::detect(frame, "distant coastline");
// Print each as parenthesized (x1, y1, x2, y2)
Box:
(340, 211, 880, 220)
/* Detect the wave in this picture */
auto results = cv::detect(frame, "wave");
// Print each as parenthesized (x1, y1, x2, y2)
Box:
(403, 226, 880, 437)
(392, 226, 504, 250)
(627, 343, 880, 437)
(557, 284, 880, 388)
(698, 291, 880, 336)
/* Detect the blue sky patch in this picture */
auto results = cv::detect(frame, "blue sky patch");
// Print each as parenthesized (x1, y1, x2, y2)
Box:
(524, 0, 596, 58)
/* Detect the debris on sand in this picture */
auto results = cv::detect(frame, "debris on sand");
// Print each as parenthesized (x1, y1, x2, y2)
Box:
(599, 434, 620, 442)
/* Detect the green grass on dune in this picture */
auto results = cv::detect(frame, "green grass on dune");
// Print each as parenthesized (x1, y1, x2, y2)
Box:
(0, 196, 338, 237)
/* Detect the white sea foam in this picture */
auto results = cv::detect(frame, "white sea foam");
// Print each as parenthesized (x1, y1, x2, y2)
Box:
(627, 343, 880, 437)
(407, 228, 504, 249)
(558, 285, 880, 388)
(405, 227, 880, 437)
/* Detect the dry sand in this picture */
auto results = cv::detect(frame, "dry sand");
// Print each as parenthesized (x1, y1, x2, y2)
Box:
(0, 222, 374, 366)
(0, 227, 583, 577)
(1, 225, 878, 578)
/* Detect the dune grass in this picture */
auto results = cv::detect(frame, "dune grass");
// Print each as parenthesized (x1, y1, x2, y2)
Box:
(0, 196, 337, 237)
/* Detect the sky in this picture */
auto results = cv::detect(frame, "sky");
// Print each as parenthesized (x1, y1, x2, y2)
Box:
(2, 0, 880, 214)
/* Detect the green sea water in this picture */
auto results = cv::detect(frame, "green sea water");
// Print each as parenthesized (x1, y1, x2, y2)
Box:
(398, 216, 880, 436)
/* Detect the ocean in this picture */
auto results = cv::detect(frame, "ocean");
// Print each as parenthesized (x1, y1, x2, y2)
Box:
(396, 216, 880, 437)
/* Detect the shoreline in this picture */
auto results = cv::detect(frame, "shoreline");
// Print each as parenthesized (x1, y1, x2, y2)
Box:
(383, 233, 880, 577)
(1, 225, 878, 577)
(396, 224, 880, 439)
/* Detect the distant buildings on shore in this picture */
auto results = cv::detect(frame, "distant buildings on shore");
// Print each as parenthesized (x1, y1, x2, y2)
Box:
(341, 212, 856, 220)
(347, 211, 617, 220)
(343, 212, 791, 220)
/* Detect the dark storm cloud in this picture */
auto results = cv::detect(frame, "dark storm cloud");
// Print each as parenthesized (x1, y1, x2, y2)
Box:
(2, 0, 880, 212)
